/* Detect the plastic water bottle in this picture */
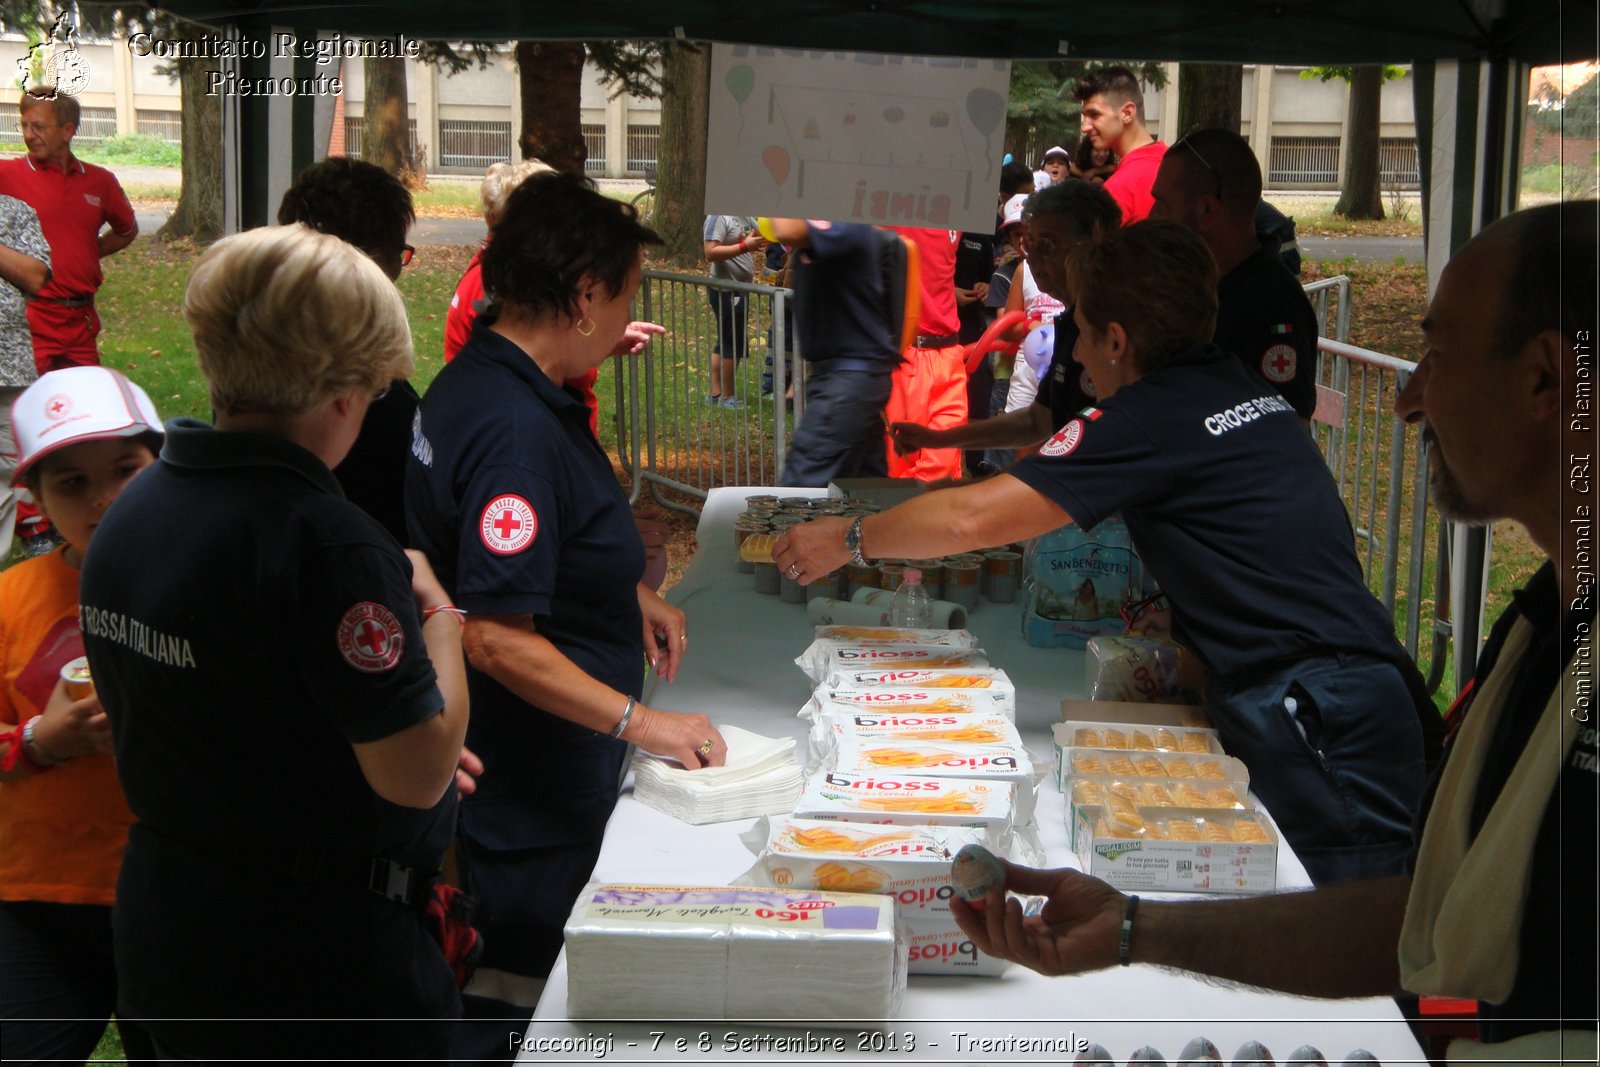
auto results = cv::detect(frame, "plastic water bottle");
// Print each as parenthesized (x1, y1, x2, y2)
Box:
(890, 568, 932, 628)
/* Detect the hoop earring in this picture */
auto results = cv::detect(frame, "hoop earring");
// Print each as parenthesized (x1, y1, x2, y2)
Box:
(576, 317, 596, 337)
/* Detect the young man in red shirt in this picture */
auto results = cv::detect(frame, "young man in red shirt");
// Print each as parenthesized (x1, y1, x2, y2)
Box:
(1072, 67, 1167, 225)
(0, 92, 136, 373)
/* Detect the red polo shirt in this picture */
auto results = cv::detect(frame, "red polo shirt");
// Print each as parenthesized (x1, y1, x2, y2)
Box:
(0, 155, 134, 300)
(891, 226, 960, 338)
(1104, 140, 1169, 225)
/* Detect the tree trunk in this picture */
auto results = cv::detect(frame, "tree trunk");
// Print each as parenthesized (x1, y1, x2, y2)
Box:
(1336, 65, 1385, 219)
(1177, 64, 1243, 134)
(654, 42, 709, 266)
(514, 41, 587, 172)
(157, 57, 222, 244)
(362, 56, 409, 176)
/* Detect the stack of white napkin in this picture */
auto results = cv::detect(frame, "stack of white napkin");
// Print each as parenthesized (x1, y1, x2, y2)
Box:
(632, 725, 804, 824)
(565, 883, 905, 1020)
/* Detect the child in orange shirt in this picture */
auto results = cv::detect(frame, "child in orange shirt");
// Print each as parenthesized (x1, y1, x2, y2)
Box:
(0, 367, 163, 1063)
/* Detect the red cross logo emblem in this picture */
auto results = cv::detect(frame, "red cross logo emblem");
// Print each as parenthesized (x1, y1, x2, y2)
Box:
(44, 394, 72, 421)
(479, 494, 538, 555)
(1039, 418, 1084, 458)
(336, 602, 404, 673)
(1261, 344, 1297, 383)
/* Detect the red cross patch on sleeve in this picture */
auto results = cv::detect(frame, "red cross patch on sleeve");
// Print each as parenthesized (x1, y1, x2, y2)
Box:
(1039, 418, 1085, 458)
(1261, 344, 1297, 383)
(479, 494, 539, 555)
(337, 602, 404, 673)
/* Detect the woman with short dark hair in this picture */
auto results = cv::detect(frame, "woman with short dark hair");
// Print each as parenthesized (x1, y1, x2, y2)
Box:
(405, 171, 726, 1033)
(779, 219, 1440, 889)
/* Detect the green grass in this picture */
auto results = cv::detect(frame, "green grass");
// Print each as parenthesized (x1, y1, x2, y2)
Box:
(0, 134, 181, 169)
(1519, 159, 1600, 201)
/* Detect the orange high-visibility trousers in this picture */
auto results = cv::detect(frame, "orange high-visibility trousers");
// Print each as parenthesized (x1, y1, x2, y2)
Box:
(885, 342, 968, 481)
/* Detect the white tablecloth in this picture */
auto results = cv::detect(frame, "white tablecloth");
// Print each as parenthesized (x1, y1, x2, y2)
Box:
(520, 487, 1424, 1065)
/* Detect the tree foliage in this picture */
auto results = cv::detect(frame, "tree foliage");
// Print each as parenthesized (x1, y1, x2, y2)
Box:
(1005, 60, 1166, 164)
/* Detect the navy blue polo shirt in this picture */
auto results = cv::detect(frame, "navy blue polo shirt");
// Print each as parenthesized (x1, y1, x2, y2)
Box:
(793, 221, 899, 368)
(80, 418, 453, 868)
(406, 324, 642, 850)
(1215, 239, 1320, 420)
(1012, 344, 1404, 678)
(1032, 312, 1093, 431)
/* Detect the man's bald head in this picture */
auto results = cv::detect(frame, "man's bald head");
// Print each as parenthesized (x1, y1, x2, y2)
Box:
(1166, 129, 1262, 219)
(1469, 200, 1597, 360)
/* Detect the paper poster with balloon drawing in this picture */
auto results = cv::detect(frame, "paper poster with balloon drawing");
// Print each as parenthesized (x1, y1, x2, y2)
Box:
(705, 44, 1011, 233)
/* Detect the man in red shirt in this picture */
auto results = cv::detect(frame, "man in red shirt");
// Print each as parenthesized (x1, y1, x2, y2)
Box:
(0, 91, 137, 373)
(1072, 67, 1167, 225)
(886, 226, 966, 481)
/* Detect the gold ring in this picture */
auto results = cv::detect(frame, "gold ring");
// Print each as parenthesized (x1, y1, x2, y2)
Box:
(698, 738, 714, 757)
(680, 633, 688, 645)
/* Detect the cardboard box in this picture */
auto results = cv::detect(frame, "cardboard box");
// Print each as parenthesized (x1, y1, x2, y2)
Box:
(1071, 808, 1279, 894)
(1064, 776, 1253, 849)
(1059, 699, 1209, 728)
(1052, 723, 1239, 791)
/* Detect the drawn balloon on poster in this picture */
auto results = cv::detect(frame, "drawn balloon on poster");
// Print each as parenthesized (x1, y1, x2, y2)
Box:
(966, 87, 1005, 178)
(726, 64, 755, 142)
(762, 145, 791, 202)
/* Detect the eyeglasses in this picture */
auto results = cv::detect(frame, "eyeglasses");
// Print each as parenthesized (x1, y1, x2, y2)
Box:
(401, 245, 416, 267)
(1172, 130, 1222, 200)
(1024, 234, 1059, 260)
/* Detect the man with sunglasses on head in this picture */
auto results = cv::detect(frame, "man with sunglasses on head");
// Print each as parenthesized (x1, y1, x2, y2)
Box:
(278, 158, 420, 543)
(1072, 67, 1167, 225)
(1151, 128, 1320, 422)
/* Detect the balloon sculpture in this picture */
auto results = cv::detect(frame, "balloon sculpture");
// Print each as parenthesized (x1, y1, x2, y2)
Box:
(1020, 322, 1055, 378)
(962, 309, 1032, 375)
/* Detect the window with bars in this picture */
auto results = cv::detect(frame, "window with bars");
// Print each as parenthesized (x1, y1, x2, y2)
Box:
(0, 107, 118, 143)
(582, 123, 606, 174)
(342, 118, 419, 161)
(1378, 138, 1419, 187)
(438, 120, 512, 170)
(1268, 136, 1340, 185)
(626, 124, 659, 175)
(136, 110, 182, 145)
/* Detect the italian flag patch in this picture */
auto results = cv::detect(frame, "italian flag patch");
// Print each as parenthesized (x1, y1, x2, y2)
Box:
(1269, 324, 1293, 335)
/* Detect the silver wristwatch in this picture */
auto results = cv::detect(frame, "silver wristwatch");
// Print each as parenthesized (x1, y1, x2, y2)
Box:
(845, 516, 868, 566)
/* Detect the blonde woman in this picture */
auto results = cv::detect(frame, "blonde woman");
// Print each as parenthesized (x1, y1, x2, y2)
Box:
(80, 226, 470, 1061)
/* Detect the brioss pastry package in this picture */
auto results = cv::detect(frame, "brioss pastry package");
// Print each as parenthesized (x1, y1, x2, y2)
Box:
(796, 643, 991, 685)
(804, 687, 1012, 722)
(736, 817, 987, 919)
(793, 770, 1014, 839)
(825, 735, 1039, 823)
(825, 666, 1017, 717)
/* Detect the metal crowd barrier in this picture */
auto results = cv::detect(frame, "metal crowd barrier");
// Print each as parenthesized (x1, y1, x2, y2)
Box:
(617, 271, 796, 509)
(617, 269, 1453, 692)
